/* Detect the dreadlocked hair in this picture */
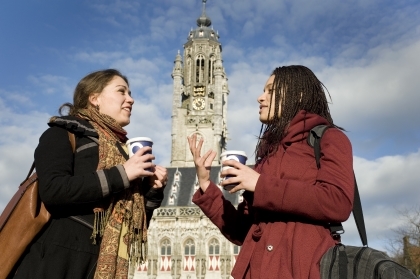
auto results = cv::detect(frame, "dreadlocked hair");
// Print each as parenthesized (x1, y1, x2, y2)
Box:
(255, 65, 339, 162)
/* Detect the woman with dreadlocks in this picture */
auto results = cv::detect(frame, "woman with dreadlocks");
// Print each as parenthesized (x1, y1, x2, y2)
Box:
(188, 65, 354, 278)
(12, 69, 168, 279)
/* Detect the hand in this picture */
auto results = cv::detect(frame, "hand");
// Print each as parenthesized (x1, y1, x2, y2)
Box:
(221, 160, 260, 193)
(148, 165, 168, 190)
(123, 146, 155, 181)
(187, 134, 217, 192)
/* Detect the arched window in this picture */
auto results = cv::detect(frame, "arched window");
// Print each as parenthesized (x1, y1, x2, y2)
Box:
(183, 239, 196, 272)
(208, 55, 215, 84)
(161, 239, 171, 256)
(187, 56, 192, 86)
(208, 238, 220, 255)
(184, 239, 195, 255)
(160, 239, 172, 272)
(208, 238, 220, 271)
(196, 54, 205, 83)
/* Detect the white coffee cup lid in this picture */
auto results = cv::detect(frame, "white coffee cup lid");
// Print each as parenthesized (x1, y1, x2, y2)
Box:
(220, 150, 247, 159)
(127, 137, 153, 144)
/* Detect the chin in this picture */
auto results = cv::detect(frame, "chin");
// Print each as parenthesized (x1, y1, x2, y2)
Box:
(259, 117, 268, 124)
(119, 119, 130, 127)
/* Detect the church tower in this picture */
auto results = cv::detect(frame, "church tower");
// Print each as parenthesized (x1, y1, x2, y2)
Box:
(171, 0, 229, 167)
(132, 2, 241, 279)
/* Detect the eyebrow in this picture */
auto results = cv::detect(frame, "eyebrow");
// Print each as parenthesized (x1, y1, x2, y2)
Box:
(116, 84, 132, 95)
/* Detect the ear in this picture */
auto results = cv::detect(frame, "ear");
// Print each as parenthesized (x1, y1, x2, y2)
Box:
(88, 93, 99, 107)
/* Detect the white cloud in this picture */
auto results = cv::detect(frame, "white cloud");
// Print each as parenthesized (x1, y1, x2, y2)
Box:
(340, 150, 420, 251)
(0, 98, 51, 212)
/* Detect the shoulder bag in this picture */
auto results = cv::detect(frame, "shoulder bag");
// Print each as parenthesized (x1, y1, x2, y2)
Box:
(308, 125, 418, 279)
(0, 131, 76, 278)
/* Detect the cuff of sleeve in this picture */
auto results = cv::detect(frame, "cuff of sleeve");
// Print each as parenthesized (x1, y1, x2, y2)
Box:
(116, 164, 130, 189)
(192, 182, 222, 217)
(97, 165, 129, 196)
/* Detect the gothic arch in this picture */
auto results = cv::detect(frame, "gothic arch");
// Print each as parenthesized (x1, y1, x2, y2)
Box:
(208, 55, 215, 84)
(182, 238, 196, 272)
(183, 238, 196, 256)
(207, 238, 220, 272)
(160, 238, 172, 256)
(159, 238, 172, 272)
(195, 54, 206, 83)
(186, 55, 192, 86)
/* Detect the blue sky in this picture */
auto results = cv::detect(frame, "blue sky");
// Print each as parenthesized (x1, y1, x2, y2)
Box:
(1, 0, 420, 254)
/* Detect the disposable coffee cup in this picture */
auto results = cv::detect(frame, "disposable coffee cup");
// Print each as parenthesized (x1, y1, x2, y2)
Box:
(220, 150, 247, 191)
(126, 137, 153, 157)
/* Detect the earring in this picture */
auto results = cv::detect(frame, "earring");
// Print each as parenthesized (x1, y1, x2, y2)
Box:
(96, 104, 100, 111)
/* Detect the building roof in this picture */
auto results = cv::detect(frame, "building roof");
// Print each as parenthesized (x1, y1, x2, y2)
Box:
(185, 0, 220, 43)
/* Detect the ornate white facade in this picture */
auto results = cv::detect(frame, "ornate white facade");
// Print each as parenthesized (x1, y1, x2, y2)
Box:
(132, 1, 241, 279)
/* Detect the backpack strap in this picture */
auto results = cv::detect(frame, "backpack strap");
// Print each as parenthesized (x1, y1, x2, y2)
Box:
(308, 125, 368, 246)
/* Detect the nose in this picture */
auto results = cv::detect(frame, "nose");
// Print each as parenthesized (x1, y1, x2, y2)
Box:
(127, 94, 134, 105)
(257, 92, 265, 104)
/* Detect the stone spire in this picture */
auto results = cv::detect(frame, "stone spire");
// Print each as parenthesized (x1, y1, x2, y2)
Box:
(196, 0, 212, 27)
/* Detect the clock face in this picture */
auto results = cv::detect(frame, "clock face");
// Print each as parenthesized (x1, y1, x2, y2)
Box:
(192, 98, 205, 110)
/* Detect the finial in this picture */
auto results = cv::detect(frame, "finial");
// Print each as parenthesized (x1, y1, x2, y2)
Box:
(196, 0, 211, 27)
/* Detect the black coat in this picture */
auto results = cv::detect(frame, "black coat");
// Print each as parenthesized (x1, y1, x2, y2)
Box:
(12, 116, 163, 279)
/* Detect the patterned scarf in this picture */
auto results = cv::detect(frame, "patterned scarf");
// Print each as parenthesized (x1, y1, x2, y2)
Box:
(77, 108, 148, 279)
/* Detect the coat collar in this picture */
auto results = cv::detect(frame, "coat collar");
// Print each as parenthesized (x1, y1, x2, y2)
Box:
(281, 110, 330, 148)
(48, 116, 98, 137)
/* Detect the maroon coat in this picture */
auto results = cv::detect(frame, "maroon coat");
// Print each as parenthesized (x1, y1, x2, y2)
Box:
(192, 111, 354, 279)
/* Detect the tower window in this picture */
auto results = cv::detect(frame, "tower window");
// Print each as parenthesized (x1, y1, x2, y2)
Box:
(196, 55, 205, 83)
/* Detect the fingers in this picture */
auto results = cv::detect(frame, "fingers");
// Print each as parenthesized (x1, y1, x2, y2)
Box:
(133, 146, 153, 156)
(187, 134, 204, 157)
(154, 165, 168, 182)
(222, 159, 243, 169)
(204, 150, 217, 166)
(150, 165, 168, 189)
(187, 135, 215, 166)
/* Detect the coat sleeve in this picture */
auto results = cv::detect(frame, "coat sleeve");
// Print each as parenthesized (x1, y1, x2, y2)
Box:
(192, 182, 254, 245)
(141, 179, 165, 227)
(35, 126, 129, 206)
(253, 128, 354, 223)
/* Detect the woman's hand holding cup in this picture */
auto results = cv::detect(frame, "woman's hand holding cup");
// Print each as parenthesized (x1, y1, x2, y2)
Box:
(123, 146, 155, 181)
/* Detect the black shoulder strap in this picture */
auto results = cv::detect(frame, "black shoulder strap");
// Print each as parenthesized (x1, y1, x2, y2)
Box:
(308, 125, 368, 246)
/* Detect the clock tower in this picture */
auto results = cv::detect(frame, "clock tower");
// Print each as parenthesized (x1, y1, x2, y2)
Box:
(171, 0, 229, 167)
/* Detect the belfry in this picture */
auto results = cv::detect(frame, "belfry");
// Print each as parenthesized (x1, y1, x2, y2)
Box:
(133, 1, 241, 279)
(171, 0, 229, 167)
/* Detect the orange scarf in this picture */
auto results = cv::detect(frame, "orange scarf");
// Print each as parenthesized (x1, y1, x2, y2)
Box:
(78, 108, 147, 279)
